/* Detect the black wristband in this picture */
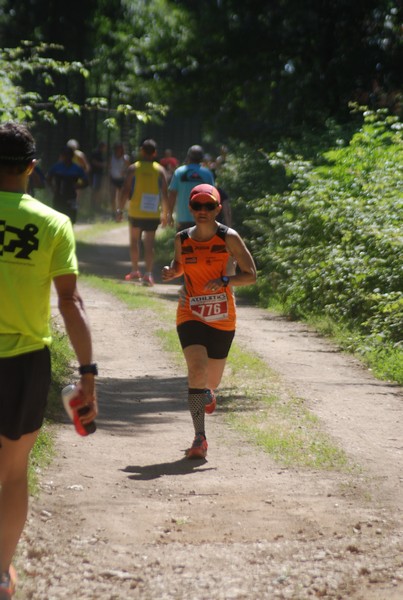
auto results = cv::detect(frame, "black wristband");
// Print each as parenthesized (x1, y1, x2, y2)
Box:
(221, 275, 230, 288)
(79, 363, 98, 376)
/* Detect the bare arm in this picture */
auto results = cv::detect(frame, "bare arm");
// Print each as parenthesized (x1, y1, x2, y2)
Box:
(54, 274, 97, 421)
(162, 234, 184, 281)
(223, 230, 256, 285)
(119, 164, 135, 211)
(159, 166, 169, 227)
(168, 189, 177, 218)
(203, 229, 257, 293)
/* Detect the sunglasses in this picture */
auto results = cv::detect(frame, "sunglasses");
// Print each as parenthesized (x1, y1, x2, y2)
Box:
(189, 201, 219, 212)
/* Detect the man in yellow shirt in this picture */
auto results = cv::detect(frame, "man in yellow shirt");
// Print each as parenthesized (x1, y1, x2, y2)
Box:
(0, 122, 97, 598)
(120, 139, 168, 286)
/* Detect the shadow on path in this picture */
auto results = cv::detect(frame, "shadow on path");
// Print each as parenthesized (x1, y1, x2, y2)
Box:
(122, 459, 216, 481)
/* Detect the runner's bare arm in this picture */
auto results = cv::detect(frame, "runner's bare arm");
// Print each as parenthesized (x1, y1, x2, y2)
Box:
(168, 189, 177, 217)
(159, 166, 169, 227)
(214, 229, 256, 288)
(204, 232, 256, 292)
(54, 273, 97, 419)
(162, 234, 184, 281)
(119, 164, 135, 211)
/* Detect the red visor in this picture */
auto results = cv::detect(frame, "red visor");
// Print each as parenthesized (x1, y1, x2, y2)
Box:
(189, 184, 221, 205)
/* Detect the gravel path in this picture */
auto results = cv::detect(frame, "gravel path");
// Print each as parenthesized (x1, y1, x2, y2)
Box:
(15, 226, 403, 599)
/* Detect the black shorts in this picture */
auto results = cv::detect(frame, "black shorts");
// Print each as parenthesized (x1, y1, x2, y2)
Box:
(110, 177, 125, 189)
(177, 320, 235, 359)
(53, 199, 77, 224)
(0, 347, 51, 440)
(128, 217, 160, 232)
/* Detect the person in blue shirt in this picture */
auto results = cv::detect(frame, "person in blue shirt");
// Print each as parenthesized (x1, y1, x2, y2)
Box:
(47, 146, 89, 224)
(168, 145, 214, 231)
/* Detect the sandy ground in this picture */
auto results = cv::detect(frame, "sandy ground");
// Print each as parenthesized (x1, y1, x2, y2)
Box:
(16, 226, 403, 599)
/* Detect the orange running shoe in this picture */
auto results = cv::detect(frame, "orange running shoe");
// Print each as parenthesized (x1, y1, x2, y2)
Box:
(204, 389, 217, 414)
(0, 565, 17, 599)
(124, 270, 142, 282)
(186, 434, 208, 459)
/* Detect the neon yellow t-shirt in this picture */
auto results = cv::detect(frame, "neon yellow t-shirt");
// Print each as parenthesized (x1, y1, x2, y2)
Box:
(128, 160, 162, 219)
(0, 192, 78, 357)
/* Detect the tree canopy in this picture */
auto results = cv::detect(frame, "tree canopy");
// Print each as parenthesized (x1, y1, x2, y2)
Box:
(0, 0, 401, 144)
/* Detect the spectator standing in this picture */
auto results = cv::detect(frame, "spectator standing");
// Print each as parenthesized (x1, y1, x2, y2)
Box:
(168, 145, 214, 231)
(0, 121, 97, 599)
(47, 146, 89, 224)
(120, 139, 168, 286)
(216, 185, 232, 227)
(109, 142, 130, 221)
(160, 148, 179, 184)
(213, 145, 228, 173)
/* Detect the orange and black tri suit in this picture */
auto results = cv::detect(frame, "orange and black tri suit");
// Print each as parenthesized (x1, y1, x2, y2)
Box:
(177, 224, 236, 332)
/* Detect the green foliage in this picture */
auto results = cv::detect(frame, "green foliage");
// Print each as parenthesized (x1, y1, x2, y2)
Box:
(0, 42, 89, 122)
(0, 1, 401, 141)
(236, 111, 403, 355)
(0, 39, 167, 130)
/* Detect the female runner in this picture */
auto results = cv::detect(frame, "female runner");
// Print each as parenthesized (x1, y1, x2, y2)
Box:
(162, 184, 256, 458)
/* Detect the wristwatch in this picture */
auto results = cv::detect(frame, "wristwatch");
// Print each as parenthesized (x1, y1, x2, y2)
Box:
(221, 276, 230, 288)
(79, 363, 98, 376)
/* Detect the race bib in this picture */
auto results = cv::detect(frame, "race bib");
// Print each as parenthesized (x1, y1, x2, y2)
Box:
(190, 293, 228, 322)
(140, 193, 159, 213)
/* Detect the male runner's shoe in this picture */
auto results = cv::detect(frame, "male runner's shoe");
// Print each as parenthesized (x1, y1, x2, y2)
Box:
(186, 434, 208, 459)
(142, 274, 154, 287)
(124, 270, 142, 282)
(0, 565, 17, 599)
(204, 389, 217, 414)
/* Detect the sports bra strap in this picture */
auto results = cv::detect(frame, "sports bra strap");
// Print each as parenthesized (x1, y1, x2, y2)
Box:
(179, 224, 228, 245)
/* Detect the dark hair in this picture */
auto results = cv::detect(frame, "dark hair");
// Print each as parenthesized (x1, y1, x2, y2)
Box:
(141, 139, 157, 156)
(61, 146, 75, 159)
(187, 145, 204, 163)
(0, 122, 36, 169)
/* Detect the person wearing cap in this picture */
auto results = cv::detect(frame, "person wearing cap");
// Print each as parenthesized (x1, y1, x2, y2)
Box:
(162, 183, 256, 459)
(66, 139, 90, 174)
(168, 144, 215, 231)
(0, 122, 97, 598)
(119, 138, 168, 286)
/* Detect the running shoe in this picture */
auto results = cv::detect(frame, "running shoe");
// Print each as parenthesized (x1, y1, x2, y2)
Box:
(186, 434, 208, 459)
(124, 270, 142, 282)
(142, 274, 154, 287)
(204, 389, 217, 414)
(0, 566, 16, 599)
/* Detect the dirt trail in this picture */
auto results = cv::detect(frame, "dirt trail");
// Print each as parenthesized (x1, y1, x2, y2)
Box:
(17, 226, 403, 600)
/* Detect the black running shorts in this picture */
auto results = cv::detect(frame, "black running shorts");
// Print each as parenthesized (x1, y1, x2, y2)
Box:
(128, 217, 160, 232)
(177, 320, 235, 359)
(0, 347, 51, 440)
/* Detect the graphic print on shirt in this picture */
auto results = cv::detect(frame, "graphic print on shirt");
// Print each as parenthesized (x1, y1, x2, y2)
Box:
(0, 220, 39, 259)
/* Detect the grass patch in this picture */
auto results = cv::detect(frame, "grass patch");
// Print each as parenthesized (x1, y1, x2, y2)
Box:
(221, 343, 350, 470)
(28, 425, 54, 495)
(295, 311, 403, 386)
(80, 273, 166, 312)
(74, 221, 126, 243)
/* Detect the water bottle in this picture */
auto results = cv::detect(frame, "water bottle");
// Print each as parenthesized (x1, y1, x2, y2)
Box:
(61, 384, 96, 436)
